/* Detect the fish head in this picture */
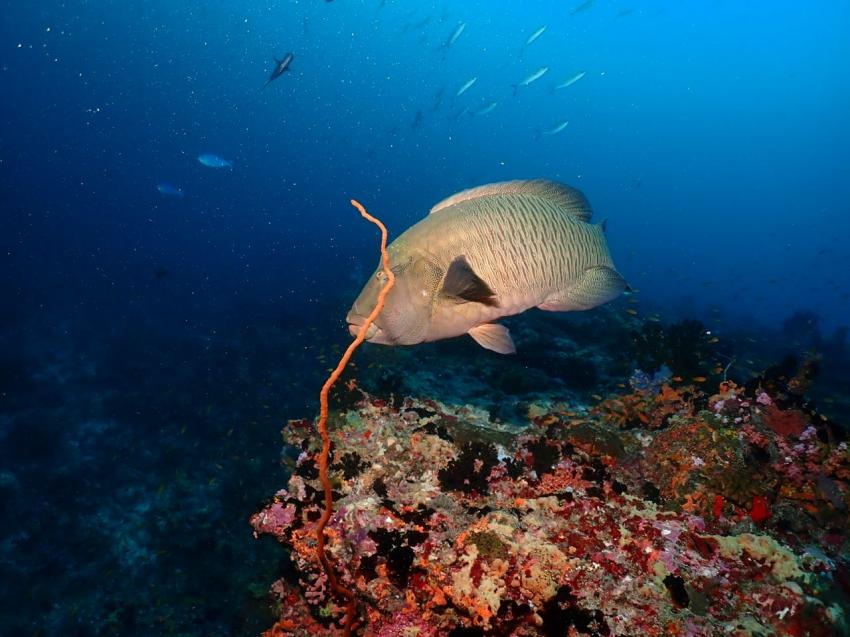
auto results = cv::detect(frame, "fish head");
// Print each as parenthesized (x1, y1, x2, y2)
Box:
(346, 248, 443, 346)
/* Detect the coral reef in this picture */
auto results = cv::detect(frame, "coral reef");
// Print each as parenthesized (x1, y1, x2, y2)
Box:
(253, 368, 848, 635)
(6, 262, 849, 636)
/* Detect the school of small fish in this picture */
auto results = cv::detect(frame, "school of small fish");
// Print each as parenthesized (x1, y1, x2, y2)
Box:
(156, 3, 607, 190)
(399, 6, 591, 132)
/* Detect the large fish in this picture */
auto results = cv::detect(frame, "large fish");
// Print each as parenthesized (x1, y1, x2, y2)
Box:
(347, 179, 626, 354)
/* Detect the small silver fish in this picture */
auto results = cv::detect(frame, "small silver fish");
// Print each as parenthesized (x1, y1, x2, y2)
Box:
(524, 25, 546, 47)
(543, 120, 569, 135)
(519, 66, 548, 87)
(455, 76, 478, 97)
(555, 71, 586, 90)
(156, 182, 184, 197)
(197, 154, 233, 169)
(475, 101, 498, 116)
(445, 21, 466, 47)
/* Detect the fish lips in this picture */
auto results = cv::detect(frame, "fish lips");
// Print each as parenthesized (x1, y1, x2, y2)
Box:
(346, 312, 380, 341)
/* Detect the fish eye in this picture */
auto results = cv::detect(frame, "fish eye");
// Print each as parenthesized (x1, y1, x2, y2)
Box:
(375, 271, 386, 281)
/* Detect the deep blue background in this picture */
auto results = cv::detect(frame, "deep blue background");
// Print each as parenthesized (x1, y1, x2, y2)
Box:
(3, 0, 848, 338)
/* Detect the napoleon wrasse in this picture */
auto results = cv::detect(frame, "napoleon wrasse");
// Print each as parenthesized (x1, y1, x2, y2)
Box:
(347, 179, 627, 354)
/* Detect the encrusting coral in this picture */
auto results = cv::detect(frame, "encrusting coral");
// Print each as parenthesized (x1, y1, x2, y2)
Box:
(253, 374, 848, 635)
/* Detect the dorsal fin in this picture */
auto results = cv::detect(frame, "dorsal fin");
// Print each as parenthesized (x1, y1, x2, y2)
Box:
(429, 179, 592, 222)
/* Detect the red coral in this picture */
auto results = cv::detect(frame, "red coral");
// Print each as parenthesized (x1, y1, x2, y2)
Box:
(712, 494, 724, 519)
(749, 495, 771, 523)
(763, 405, 807, 437)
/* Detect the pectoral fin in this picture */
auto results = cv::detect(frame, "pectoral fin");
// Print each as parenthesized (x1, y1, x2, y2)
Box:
(468, 323, 516, 354)
(441, 256, 499, 306)
(539, 266, 627, 311)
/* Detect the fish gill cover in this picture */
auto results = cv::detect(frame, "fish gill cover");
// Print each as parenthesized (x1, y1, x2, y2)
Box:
(1, 1, 850, 636)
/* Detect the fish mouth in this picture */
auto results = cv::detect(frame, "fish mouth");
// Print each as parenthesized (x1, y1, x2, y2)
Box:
(346, 314, 379, 340)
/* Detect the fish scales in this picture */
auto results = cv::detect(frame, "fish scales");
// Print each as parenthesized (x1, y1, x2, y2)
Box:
(411, 193, 611, 306)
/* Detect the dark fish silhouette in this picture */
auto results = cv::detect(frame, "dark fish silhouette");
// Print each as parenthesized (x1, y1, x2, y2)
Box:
(571, 0, 596, 15)
(431, 86, 445, 112)
(264, 52, 294, 88)
(411, 109, 423, 129)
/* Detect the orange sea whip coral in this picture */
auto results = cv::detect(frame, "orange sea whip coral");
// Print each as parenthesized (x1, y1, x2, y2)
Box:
(315, 198, 395, 636)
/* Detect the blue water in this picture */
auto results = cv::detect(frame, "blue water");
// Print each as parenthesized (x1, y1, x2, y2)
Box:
(1, 1, 849, 634)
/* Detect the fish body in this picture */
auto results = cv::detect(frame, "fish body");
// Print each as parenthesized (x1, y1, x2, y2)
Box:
(544, 120, 569, 135)
(524, 25, 547, 47)
(156, 182, 184, 197)
(198, 154, 233, 169)
(431, 86, 445, 112)
(347, 179, 626, 354)
(520, 66, 548, 87)
(452, 106, 471, 120)
(411, 109, 423, 129)
(555, 71, 586, 90)
(264, 52, 294, 88)
(475, 101, 498, 116)
(571, 0, 596, 15)
(444, 21, 466, 48)
(455, 76, 478, 97)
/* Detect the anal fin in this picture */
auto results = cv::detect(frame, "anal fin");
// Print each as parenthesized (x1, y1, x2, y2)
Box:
(539, 266, 627, 312)
(468, 323, 516, 354)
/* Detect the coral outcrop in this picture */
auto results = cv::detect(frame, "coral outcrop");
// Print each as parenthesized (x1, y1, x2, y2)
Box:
(252, 374, 848, 636)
